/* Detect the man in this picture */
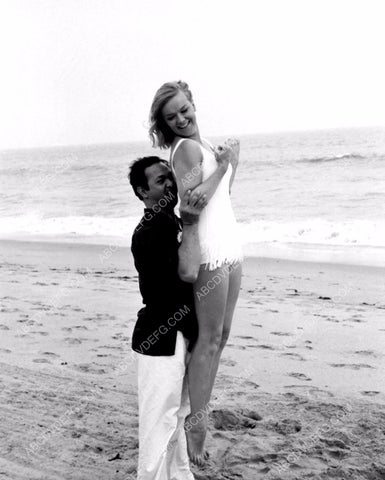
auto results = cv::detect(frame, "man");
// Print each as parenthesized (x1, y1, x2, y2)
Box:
(128, 156, 227, 480)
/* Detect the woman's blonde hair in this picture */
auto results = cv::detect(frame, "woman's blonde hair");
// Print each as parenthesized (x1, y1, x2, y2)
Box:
(149, 80, 194, 149)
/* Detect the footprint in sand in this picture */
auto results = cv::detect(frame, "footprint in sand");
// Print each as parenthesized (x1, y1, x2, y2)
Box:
(270, 331, 292, 336)
(73, 363, 106, 374)
(236, 335, 257, 342)
(1, 307, 19, 313)
(240, 408, 262, 421)
(253, 344, 277, 350)
(41, 351, 60, 357)
(252, 323, 263, 328)
(286, 289, 299, 296)
(284, 385, 334, 399)
(282, 391, 304, 401)
(220, 358, 237, 367)
(64, 337, 82, 345)
(98, 345, 122, 350)
(361, 391, 380, 396)
(269, 418, 302, 435)
(324, 447, 349, 459)
(280, 352, 306, 361)
(287, 372, 312, 381)
(210, 408, 261, 430)
(345, 317, 365, 323)
(353, 350, 378, 358)
(329, 363, 374, 370)
(248, 452, 280, 471)
(320, 436, 349, 449)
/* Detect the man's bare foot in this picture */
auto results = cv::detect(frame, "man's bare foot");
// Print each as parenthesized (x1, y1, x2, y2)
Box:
(184, 413, 208, 467)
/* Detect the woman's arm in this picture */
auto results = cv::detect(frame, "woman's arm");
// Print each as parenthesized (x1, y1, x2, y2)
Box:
(177, 190, 206, 283)
(173, 140, 204, 197)
(173, 140, 232, 204)
(187, 164, 225, 204)
(225, 138, 240, 194)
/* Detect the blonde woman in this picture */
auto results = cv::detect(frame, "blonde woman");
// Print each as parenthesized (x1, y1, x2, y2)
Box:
(149, 81, 243, 466)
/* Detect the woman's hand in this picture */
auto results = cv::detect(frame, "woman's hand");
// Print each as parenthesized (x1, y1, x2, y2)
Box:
(213, 143, 232, 172)
(179, 189, 208, 225)
(224, 137, 240, 170)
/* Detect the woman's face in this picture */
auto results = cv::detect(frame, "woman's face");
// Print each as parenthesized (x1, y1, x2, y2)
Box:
(161, 90, 198, 140)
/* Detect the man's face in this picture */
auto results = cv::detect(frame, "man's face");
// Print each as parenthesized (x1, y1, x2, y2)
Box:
(142, 162, 177, 209)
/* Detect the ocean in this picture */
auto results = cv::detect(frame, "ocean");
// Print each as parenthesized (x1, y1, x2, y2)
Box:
(1, 126, 384, 266)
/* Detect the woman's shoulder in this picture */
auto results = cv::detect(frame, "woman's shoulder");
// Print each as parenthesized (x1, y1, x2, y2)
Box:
(171, 137, 203, 166)
(172, 136, 201, 152)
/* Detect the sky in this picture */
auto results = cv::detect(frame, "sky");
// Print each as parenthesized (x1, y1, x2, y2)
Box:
(0, 0, 384, 149)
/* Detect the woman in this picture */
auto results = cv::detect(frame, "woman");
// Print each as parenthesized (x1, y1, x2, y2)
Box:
(149, 81, 243, 466)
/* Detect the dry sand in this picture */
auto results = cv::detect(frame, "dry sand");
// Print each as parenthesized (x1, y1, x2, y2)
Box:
(0, 239, 384, 480)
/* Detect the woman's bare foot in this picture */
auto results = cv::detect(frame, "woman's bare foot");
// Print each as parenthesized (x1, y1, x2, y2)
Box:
(184, 413, 208, 467)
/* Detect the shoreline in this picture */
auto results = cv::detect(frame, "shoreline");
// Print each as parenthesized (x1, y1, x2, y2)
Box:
(1, 236, 385, 271)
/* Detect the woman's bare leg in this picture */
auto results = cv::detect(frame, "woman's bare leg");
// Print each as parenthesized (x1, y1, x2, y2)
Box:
(206, 262, 242, 406)
(185, 264, 229, 466)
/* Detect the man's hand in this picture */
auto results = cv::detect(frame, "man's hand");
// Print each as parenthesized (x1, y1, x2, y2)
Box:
(224, 137, 240, 170)
(179, 189, 208, 225)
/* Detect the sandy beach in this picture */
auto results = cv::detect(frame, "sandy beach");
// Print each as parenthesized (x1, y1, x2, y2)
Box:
(1, 239, 384, 480)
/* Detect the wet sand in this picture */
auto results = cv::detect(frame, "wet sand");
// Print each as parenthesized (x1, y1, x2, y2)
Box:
(0, 239, 384, 479)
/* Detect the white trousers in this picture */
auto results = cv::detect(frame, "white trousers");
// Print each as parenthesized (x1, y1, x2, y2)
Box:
(137, 332, 195, 480)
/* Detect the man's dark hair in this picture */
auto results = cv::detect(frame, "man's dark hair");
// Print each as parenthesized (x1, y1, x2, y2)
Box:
(128, 156, 168, 200)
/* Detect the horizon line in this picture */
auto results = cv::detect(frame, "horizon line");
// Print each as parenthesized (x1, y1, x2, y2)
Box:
(1, 125, 383, 152)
